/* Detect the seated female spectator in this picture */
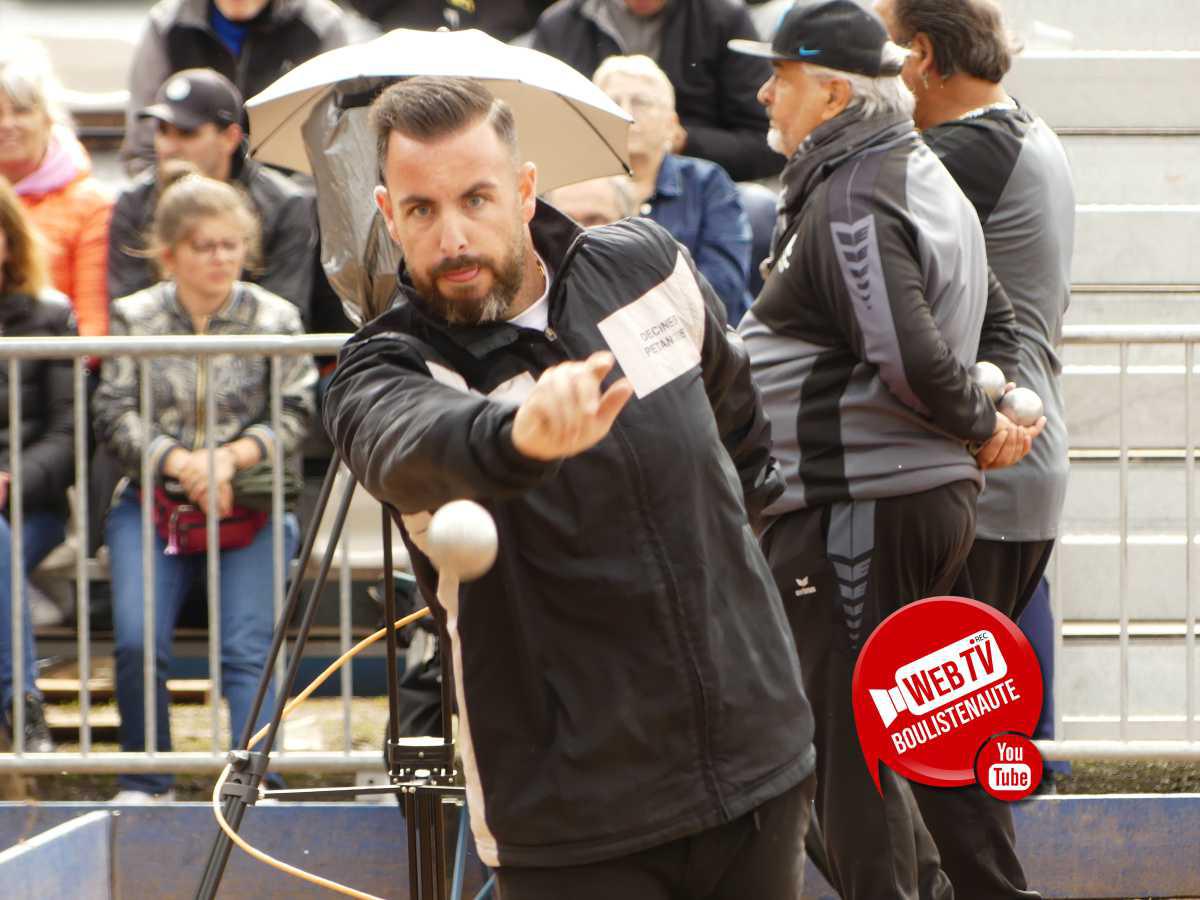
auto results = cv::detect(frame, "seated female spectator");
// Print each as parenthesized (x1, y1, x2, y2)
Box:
(92, 170, 316, 801)
(0, 41, 113, 338)
(0, 177, 76, 755)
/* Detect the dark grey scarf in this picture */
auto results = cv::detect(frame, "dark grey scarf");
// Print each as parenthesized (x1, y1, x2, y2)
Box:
(766, 109, 916, 269)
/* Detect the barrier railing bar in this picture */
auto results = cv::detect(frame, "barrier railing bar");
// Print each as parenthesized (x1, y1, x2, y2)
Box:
(73, 358, 92, 754)
(1118, 342, 1130, 740)
(270, 357, 287, 752)
(340, 504, 353, 754)
(8, 359, 24, 755)
(1187, 342, 1197, 741)
(0, 335, 349, 360)
(139, 359, 156, 758)
(203, 357, 222, 758)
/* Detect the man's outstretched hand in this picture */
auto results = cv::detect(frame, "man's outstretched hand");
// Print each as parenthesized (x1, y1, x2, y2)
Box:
(512, 352, 634, 461)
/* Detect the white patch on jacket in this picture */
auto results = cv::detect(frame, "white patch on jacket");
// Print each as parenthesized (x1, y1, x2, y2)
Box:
(596, 252, 705, 398)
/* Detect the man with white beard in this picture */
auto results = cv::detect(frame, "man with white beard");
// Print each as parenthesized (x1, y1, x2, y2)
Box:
(732, 2, 1041, 897)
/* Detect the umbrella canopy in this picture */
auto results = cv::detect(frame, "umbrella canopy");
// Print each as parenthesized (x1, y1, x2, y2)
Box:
(245, 27, 632, 193)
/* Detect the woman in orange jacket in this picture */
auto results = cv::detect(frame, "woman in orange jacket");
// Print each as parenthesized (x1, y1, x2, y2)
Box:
(0, 42, 113, 337)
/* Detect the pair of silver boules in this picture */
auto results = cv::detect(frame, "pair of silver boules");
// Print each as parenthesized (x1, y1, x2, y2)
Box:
(969, 361, 1044, 427)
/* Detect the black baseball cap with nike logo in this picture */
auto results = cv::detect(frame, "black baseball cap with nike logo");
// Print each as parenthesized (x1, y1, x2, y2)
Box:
(138, 68, 243, 132)
(729, 0, 906, 77)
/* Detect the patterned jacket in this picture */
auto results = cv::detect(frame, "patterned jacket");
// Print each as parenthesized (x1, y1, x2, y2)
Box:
(92, 280, 317, 482)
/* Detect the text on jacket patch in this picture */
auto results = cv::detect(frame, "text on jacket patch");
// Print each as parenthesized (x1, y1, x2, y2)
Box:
(640, 316, 687, 355)
(597, 253, 705, 399)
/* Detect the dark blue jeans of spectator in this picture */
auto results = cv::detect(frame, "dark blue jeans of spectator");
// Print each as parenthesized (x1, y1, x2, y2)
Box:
(0, 510, 67, 710)
(1019, 576, 1071, 777)
(106, 486, 298, 794)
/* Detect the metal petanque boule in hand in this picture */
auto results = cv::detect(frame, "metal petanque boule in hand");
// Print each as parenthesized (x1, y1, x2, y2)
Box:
(970, 361, 1007, 403)
(998, 387, 1044, 427)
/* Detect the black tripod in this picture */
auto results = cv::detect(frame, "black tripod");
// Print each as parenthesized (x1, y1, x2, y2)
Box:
(194, 453, 466, 899)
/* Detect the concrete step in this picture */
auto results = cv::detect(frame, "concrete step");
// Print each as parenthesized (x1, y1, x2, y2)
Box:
(1061, 363, 1200, 448)
(35, 677, 211, 704)
(1053, 460, 1200, 621)
(1062, 134, 1200, 205)
(999, 0, 1200, 51)
(1073, 205, 1200, 284)
(1052, 537, 1200, 620)
(1065, 292, 1200, 327)
(1005, 52, 1200, 130)
(43, 707, 119, 740)
(1057, 634, 1200, 739)
(1060, 460, 1199, 534)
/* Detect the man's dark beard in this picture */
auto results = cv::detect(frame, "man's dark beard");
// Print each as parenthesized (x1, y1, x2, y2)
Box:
(411, 241, 526, 326)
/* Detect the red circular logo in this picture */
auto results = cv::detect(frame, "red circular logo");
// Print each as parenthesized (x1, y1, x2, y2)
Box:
(851, 596, 1043, 791)
(975, 732, 1044, 801)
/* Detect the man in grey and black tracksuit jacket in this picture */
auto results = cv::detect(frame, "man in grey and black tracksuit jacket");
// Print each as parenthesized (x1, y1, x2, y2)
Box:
(731, 3, 1041, 898)
(324, 77, 815, 898)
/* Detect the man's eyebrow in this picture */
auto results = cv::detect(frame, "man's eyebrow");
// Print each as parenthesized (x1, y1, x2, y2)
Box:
(462, 179, 500, 196)
(397, 192, 434, 207)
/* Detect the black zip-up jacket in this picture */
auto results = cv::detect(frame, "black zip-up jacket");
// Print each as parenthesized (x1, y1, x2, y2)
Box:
(120, 0, 351, 173)
(107, 147, 318, 322)
(324, 203, 814, 868)
(532, 0, 782, 181)
(0, 292, 76, 517)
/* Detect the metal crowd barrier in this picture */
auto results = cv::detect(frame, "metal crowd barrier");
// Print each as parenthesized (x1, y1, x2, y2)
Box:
(0, 334, 371, 774)
(1043, 324, 1200, 762)
(1, 328, 1199, 776)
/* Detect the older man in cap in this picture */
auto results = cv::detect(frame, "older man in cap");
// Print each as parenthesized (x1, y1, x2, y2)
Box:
(731, 2, 1040, 897)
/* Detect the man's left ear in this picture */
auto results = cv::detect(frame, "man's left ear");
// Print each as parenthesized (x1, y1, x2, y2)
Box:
(824, 78, 853, 121)
(910, 33, 936, 79)
(518, 161, 538, 222)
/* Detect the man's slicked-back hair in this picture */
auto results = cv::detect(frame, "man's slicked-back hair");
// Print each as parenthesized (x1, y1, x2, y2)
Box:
(893, 0, 1014, 83)
(370, 76, 519, 182)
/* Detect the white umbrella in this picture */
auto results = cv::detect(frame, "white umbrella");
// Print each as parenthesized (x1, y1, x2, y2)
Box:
(245, 27, 632, 193)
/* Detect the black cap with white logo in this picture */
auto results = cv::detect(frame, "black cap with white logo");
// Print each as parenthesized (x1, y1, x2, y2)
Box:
(138, 68, 244, 132)
(729, 0, 906, 77)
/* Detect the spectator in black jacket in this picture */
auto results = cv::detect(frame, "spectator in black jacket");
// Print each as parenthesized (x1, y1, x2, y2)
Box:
(532, 0, 783, 181)
(344, 0, 553, 42)
(108, 69, 317, 322)
(120, 0, 353, 174)
(0, 177, 76, 755)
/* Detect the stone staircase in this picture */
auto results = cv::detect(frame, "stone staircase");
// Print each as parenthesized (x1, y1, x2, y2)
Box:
(1000, 0, 1200, 740)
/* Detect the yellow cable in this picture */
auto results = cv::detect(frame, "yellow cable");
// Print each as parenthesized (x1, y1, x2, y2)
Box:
(211, 606, 432, 898)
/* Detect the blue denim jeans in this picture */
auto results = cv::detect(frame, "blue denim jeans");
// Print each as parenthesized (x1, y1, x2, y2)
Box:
(0, 510, 68, 711)
(106, 487, 298, 794)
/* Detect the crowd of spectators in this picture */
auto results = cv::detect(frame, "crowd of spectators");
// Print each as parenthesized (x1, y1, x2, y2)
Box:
(0, 0, 780, 787)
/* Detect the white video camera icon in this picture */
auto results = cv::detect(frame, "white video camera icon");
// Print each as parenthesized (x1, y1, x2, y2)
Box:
(869, 630, 1008, 727)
